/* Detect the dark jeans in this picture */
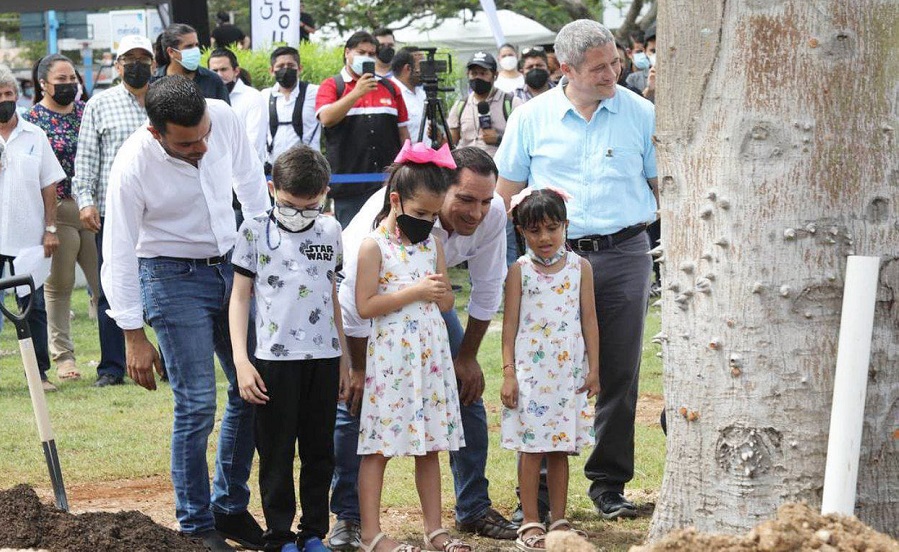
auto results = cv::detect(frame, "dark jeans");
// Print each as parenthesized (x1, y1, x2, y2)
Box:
(578, 231, 651, 500)
(647, 220, 661, 283)
(333, 190, 379, 229)
(0, 256, 49, 381)
(95, 218, 127, 379)
(255, 357, 340, 550)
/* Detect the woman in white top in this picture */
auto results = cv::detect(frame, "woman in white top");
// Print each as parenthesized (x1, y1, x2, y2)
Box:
(494, 43, 524, 93)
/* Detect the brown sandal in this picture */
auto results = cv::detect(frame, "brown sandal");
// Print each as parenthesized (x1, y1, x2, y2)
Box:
(515, 522, 546, 552)
(423, 528, 471, 552)
(56, 360, 81, 381)
(547, 519, 588, 538)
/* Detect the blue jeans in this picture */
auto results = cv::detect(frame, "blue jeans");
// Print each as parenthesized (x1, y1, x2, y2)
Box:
(330, 308, 492, 524)
(96, 219, 127, 379)
(139, 257, 255, 534)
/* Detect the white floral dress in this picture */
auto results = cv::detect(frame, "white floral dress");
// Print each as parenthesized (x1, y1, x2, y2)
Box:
(501, 252, 595, 453)
(358, 228, 465, 457)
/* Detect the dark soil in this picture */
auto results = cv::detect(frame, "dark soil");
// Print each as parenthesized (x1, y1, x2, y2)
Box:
(0, 484, 205, 552)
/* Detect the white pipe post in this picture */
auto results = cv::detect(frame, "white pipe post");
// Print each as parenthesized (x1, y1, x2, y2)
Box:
(821, 255, 881, 516)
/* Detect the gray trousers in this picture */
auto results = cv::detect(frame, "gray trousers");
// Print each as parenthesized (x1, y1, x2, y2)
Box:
(578, 231, 651, 501)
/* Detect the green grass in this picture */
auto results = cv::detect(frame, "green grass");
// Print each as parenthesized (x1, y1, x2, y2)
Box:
(0, 272, 664, 549)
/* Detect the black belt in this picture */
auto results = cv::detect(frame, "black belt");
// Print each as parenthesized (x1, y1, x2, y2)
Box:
(567, 224, 647, 252)
(156, 251, 231, 266)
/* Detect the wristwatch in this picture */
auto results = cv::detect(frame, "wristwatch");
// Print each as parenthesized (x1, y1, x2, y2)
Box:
(45, 225, 57, 234)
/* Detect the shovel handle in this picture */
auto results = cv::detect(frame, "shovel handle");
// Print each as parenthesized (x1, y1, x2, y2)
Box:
(0, 274, 35, 327)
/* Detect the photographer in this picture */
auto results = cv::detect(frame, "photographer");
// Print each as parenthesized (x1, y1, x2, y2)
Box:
(390, 47, 427, 144)
(447, 52, 523, 158)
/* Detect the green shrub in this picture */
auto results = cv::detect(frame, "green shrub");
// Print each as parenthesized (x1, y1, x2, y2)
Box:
(201, 42, 345, 90)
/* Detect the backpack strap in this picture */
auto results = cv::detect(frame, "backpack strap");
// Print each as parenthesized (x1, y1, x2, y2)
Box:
(377, 76, 397, 97)
(502, 92, 513, 121)
(334, 74, 345, 99)
(267, 82, 310, 154)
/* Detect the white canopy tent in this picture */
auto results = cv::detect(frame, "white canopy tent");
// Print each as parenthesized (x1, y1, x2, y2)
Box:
(392, 10, 557, 60)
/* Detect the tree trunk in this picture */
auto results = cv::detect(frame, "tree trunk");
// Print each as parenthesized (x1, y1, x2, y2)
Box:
(650, 0, 898, 540)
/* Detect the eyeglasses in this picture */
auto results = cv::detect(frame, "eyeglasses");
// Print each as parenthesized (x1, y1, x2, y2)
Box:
(275, 202, 323, 218)
(521, 47, 545, 56)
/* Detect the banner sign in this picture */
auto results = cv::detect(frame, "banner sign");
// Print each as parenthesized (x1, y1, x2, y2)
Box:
(252, 0, 301, 49)
(479, 0, 506, 47)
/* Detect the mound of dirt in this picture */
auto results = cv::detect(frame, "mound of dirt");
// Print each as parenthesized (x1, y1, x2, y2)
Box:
(0, 485, 205, 552)
(632, 502, 898, 551)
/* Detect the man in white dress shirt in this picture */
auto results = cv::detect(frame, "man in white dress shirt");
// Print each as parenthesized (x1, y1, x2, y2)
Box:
(262, 46, 321, 173)
(102, 76, 269, 551)
(390, 47, 427, 144)
(328, 147, 518, 548)
(208, 49, 267, 163)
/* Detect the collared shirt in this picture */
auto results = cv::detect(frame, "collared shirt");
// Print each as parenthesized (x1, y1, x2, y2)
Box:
(626, 68, 649, 94)
(262, 81, 321, 163)
(391, 77, 426, 143)
(153, 66, 231, 104)
(102, 100, 269, 330)
(72, 84, 147, 215)
(0, 117, 66, 256)
(512, 80, 556, 103)
(447, 87, 524, 157)
(228, 79, 268, 163)
(495, 84, 657, 238)
(338, 186, 507, 338)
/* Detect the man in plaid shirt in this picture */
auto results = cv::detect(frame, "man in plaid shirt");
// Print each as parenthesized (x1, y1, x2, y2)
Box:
(73, 35, 155, 388)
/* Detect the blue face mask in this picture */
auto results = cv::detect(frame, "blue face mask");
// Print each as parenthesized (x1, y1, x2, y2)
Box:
(351, 54, 376, 77)
(632, 52, 650, 71)
(175, 47, 202, 71)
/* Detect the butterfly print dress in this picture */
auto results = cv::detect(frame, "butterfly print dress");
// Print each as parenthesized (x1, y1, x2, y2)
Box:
(501, 252, 594, 453)
(358, 228, 465, 457)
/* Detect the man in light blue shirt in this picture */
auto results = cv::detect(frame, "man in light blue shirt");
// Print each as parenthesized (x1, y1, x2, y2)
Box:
(496, 19, 658, 522)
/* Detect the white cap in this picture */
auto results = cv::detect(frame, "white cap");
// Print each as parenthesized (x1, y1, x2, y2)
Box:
(116, 35, 154, 59)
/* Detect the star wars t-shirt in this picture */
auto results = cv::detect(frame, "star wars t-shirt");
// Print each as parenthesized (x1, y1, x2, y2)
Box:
(233, 212, 343, 361)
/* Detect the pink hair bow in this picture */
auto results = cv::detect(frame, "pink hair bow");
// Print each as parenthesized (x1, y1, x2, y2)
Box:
(393, 139, 457, 169)
(508, 185, 572, 213)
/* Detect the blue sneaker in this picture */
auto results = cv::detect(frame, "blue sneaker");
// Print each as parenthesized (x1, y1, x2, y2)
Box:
(302, 537, 329, 552)
(281, 543, 300, 552)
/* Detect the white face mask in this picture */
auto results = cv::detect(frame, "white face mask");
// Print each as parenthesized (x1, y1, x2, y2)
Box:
(499, 55, 518, 71)
(273, 195, 322, 232)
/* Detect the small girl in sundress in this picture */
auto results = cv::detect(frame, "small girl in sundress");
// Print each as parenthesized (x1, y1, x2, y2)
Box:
(354, 140, 471, 552)
(500, 186, 600, 550)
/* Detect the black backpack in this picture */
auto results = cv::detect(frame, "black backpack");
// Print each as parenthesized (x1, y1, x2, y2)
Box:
(267, 81, 315, 153)
(333, 73, 399, 104)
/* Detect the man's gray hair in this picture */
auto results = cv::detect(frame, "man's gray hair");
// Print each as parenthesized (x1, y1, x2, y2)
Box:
(554, 19, 616, 69)
(0, 65, 18, 93)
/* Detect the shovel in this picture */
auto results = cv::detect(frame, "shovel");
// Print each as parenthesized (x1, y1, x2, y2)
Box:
(0, 273, 69, 511)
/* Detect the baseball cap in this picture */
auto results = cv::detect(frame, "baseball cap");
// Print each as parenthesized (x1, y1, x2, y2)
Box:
(467, 51, 497, 72)
(116, 35, 154, 59)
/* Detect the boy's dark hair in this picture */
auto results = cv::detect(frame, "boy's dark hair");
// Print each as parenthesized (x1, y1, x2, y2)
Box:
(626, 30, 645, 49)
(374, 162, 449, 228)
(372, 27, 394, 39)
(521, 47, 548, 64)
(208, 48, 238, 69)
(390, 46, 418, 76)
(146, 75, 207, 135)
(157, 23, 197, 66)
(345, 31, 377, 52)
(272, 145, 331, 197)
(448, 147, 498, 185)
(511, 189, 568, 253)
(270, 46, 300, 67)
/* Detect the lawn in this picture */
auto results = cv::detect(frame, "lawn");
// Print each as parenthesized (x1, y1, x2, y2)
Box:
(0, 269, 664, 550)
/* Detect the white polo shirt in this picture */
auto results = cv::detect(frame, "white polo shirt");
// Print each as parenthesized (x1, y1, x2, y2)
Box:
(0, 117, 65, 256)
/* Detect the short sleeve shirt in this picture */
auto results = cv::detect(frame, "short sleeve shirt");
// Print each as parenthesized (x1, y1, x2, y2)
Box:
(232, 213, 344, 361)
(23, 102, 84, 199)
(447, 88, 523, 157)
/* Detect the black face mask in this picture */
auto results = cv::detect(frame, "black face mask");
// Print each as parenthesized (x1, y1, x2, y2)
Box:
(524, 68, 550, 90)
(50, 83, 78, 106)
(275, 67, 298, 89)
(377, 46, 395, 65)
(123, 62, 152, 89)
(0, 101, 16, 123)
(396, 199, 435, 244)
(469, 78, 492, 96)
(226, 80, 237, 92)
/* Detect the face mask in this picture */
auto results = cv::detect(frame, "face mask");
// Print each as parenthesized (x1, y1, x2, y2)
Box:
(632, 52, 650, 71)
(226, 80, 237, 92)
(0, 101, 16, 123)
(123, 62, 152, 88)
(468, 78, 492, 96)
(49, 82, 78, 106)
(648, 53, 657, 66)
(396, 199, 435, 244)
(499, 55, 518, 71)
(175, 47, 201, 71)
(351, 55, 376, 77)
(377, 46, 395, 65)
(22, 87, 33, 99)
(524, 68, 549, 90)
(274, 67, 298, 89)
(527, 245, 567, 267)
(274, 194, 321, 232)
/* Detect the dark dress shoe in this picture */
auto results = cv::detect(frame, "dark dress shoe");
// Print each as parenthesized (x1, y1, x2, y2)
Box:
(214, 510, 265, 550)
(93, 374, 124, 387)
(455, 507, 518, 540)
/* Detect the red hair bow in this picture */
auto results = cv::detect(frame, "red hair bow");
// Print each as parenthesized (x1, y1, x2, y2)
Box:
(393, 139, 457, 169)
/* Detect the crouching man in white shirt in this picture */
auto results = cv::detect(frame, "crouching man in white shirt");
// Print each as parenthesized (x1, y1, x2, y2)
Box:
(102, 75, 269, 551)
